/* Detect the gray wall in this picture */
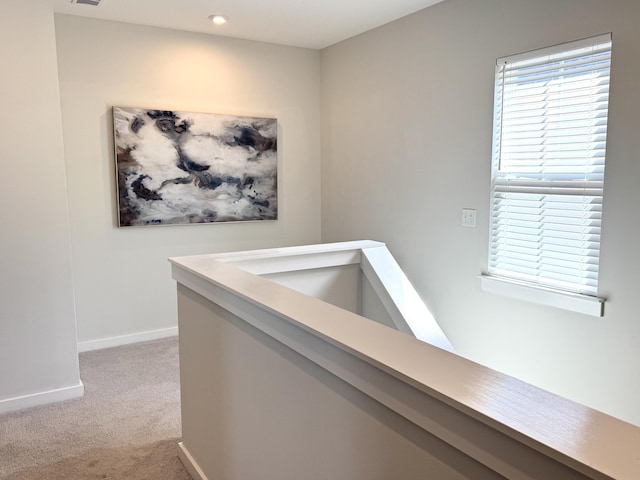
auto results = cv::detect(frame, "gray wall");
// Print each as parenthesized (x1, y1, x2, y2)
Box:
(3, 0, 639, 426)
(321, 0, 640, 426)
(0, 1, 81, 405)
(54, 16, 322, 345)
(177, 284, 499, 480)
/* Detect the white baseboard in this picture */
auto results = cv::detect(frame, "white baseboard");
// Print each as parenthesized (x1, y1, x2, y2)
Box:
(178, 442, 209, 480)
(0, 381, 84, 415)
(77, 326, 178, 353)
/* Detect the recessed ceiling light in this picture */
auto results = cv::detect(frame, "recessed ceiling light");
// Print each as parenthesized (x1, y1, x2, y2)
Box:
(208, 14, 229, 26)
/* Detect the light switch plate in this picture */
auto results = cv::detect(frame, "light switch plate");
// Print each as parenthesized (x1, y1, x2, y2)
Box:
(462, 208, 476, 227)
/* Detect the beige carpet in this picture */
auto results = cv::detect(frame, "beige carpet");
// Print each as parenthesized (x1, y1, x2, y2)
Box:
(0, 337, 192, 479)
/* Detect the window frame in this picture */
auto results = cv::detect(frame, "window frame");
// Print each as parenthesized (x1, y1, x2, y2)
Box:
(481, 34, 611, 317)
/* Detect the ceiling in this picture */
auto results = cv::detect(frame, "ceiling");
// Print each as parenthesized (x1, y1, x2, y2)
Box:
(53, 0, 445, 50)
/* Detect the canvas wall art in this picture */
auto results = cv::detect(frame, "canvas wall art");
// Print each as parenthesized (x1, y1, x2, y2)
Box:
(113, 107, 277, 227)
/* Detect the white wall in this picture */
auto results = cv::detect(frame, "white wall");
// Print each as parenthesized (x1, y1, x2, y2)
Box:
(321, 0, 640, 426)
(0, 1, 82, 408)
(54, 15, 322, 345)
(177, 284, 499, 480)
(6, 0, 637, 425)
(264, 265, 361, 313)
(262, 265, 397, 330)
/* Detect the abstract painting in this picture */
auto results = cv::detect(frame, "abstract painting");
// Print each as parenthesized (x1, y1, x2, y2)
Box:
(113, 107, 277, 227)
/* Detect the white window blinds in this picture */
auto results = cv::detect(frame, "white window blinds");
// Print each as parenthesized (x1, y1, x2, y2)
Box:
(489, 34, 612, 296)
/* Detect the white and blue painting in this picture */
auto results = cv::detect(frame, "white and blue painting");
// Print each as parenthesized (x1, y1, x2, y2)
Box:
(113, 107, 277, 226)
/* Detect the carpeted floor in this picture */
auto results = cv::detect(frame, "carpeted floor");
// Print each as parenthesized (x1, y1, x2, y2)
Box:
(0, 337, 192, 479)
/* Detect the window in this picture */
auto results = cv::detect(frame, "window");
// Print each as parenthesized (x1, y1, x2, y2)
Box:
(484, 34, 611, 316)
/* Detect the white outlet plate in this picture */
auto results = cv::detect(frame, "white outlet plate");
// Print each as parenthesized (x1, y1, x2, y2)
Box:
(462, 208, 476, 227)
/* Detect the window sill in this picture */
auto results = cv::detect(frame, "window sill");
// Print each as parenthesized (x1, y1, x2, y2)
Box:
(479, 275, 604, 317)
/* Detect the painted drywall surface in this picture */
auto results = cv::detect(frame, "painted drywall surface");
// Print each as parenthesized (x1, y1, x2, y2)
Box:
(321, 0, 640, 425)
(54, 15, 322, 344)
(361, 275, 397, 330)
(177, 285, 497, 480)
(263, 265, 361, 314)
(0, 1, 81, 401)
(261, 265, 398, 330)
